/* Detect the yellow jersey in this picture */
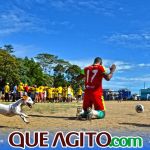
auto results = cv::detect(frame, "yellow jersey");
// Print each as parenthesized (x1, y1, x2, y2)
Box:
(39, 86, 44, 93)
(77, 88, 83, 95)
(47, 88, 53, 98)
(57, 86, 63, 94)
(54, 88, 58, 97)
(17, 85, 24, 92)
(4, 85, 10, 93)
(35, 87, 40, 93)
(30, 87, 35, 94)
(62, 87, 67, 98)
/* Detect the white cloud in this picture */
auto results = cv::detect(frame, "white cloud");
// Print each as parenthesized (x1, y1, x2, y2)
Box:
(103, 33, 150, 49)
(33, 0, 122, 16)
(69, 58, 134, 72)
(0, 1, 74, 36)
(71, 57, 149, 72)
(106, 75, 150, 92)
(0, 0, 127, 36)
(103, 60, 134, 71)
(114, 76, 150, 82)
(138, 63, 150, 67)
(0, 8, 41, 36)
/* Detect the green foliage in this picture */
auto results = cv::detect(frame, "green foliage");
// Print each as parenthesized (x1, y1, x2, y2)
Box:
(0, 49, 19, 87)
(35, 53, 58, 74)
(54, 74, 67, 87)
(0, 45, 84, 90)
(3, 44, 14, 53)
(66, 65, 81, 81)
(54, 64, 65, 75)
(66, 65, 83, 91)
(17, 57, 43, 85)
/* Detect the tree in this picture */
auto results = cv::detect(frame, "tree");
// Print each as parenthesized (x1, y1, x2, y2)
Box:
(65, 65, 83, 91)
(66, 65, 81, 81)
(0, 49, 19, 88)
(17, 57, 53, 86)
(56, 59, 71, 67)
(0, 44, 83, 90)
(41, 74, 54, 86)
(3, 44, 14, 53)
(54, 64, 65, 75)
(53, 59, 71, 87)
(53, 64, 66, 87)
(53, 74, 68, 87)
(35, 53, 58, 74)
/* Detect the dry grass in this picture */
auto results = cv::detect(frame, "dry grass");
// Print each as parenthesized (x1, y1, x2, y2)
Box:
(0, 101, 149, 133)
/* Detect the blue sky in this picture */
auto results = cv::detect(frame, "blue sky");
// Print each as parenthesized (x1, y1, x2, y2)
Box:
(0, 0, 150, 93)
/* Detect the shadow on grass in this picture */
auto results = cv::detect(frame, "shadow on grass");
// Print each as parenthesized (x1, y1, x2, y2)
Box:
(0, 126, 23, 129)
(126, 114, 136, 116)
(29, 114, 77, 120)
(29, 114, 100, 121)
(119, 123, 150, 127)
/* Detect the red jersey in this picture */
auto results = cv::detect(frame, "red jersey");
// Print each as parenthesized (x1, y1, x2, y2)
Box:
(24, 86, 29, 92)
(83, 65, 106, 94)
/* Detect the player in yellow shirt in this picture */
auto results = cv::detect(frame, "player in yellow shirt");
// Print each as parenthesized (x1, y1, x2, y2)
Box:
(71, 87, 74, 102)
(62, 86, 67, 102)
(57, 86, 63, 102)
(51, 88, 55, 102)
(77, 85, 83, 103)
(17, 82, 24, 98)
(43, 86, 47, 103)
(47, 87, 53, 102)
(35, 85, 40, 103)
(38, 86, 44, 102)
(4, 83, 10, 102)
(67, 85, 73, 102)
(54, 88, 58, 102)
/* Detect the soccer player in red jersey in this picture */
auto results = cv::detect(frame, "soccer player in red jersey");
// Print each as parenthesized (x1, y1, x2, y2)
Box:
(77, 57, 116, 120)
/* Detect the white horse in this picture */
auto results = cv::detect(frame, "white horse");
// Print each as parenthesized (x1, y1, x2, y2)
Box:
(0, 96, 34, 124)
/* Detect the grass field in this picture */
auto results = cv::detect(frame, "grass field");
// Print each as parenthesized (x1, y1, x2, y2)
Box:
(0, 101, 149, 133)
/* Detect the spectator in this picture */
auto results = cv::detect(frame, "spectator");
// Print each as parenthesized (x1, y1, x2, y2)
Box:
(77, 85, 83, 102)
(17, 82, 24, 99)
(67, 85, 73, 102)
(4, 83, 10, 102)
(12, 85, 17, 102)
(57, 86, 63, 102)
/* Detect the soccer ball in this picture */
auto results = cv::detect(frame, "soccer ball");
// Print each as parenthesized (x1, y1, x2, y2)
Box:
(135, 104, 144, 113)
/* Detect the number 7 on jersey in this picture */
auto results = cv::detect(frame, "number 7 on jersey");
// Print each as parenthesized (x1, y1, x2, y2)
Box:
(86, 69, 98, 83)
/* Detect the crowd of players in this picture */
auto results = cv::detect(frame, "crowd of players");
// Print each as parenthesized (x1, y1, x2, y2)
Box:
(0, 82, 83, 103)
